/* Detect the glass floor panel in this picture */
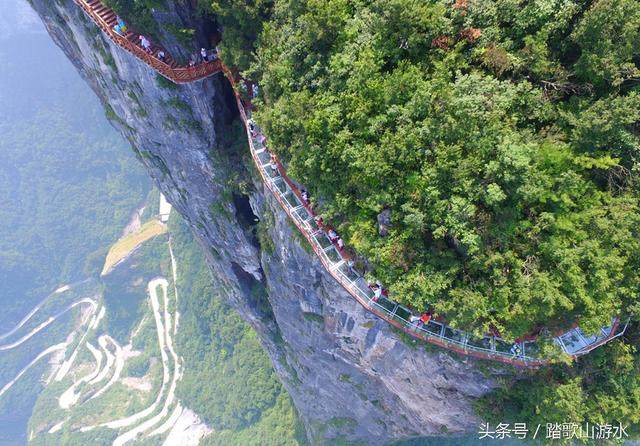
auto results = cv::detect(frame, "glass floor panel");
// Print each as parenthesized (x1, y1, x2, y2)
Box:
(578, 328, 600, 346)
(271, 177, 288, 194)
(337, 262, 360, 282)
(293, 206, 313, 223)
(256, 148, 271, 164)
(424, 320, 443, 335)
(264, 166, 280, 179)
(324, 246, 342, 263)
(559, 329, 588, 354)
(444, 326, 466, 343)
(376, 297, 396, 314)
(467, 336, 493, 351)
(315, 234, 334, 250)
(282, 190, 300, 208)
(305, 216, 321, 233)
(395, 306, 412, 323)
(353, 278, 375, 300)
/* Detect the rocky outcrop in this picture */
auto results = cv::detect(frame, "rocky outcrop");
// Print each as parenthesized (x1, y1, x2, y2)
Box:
(29, 1, 500, 443)
(377, 208, 392, 237)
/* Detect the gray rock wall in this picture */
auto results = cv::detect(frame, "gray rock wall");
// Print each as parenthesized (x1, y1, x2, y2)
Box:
(28, 1, 501, 443)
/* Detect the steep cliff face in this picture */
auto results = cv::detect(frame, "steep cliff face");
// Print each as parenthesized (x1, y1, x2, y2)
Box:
(29, 1, 500, 443)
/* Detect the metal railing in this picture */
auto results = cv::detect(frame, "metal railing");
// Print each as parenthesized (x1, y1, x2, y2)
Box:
(74, 0, 628, 367)
(74, 0, 222, 83)
(237, 101, 628, 366)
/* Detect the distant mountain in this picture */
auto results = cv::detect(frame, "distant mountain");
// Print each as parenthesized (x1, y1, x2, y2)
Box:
(0, 0, 43, 39)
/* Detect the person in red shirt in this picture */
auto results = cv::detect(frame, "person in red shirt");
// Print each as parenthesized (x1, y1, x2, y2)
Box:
(419, 312, 431, 326)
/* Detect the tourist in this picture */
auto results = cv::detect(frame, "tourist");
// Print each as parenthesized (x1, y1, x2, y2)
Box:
(157, 50, 166, 61)
(510, 343, 521, 357)
(410, 315, 421, 327)
(200, 48, 209, 61)
(113, 16, 127, 35)
(252, 83, 259, 99)
(314, 215, 324, 227)
(301, 189, 310, 205)
(368, 281, 384, 302)
(347, 259, 355, 271)
(248, 119, 257, 137)
(373, 286, 383, 302)
(327, 229, 338, 242)
(269, 155, 279, 175)
(419, 312, 431, 326)
(336, 237, 345, 249)
(139, 35, 152, 53)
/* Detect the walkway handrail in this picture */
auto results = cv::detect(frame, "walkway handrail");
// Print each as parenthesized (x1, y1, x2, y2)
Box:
(74, 0, 222, 83)
(74, 0, 628, 367)
(235, 100, 626, 367)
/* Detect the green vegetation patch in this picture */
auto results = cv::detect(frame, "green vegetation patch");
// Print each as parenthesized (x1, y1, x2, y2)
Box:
(169, 216, 306, 445)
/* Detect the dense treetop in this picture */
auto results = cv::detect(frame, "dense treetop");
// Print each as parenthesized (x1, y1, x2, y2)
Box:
(203, 0, 640, 341)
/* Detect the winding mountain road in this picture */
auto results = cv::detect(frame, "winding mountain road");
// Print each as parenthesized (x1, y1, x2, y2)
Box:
(0, 298, 97, 352)
(0, 343, 68, 398)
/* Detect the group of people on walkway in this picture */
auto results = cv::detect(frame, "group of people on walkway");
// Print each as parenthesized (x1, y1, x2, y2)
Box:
(189, 47, 218, 66)
(328, 228, 345, 250)
(112, 17, 160, 59)
(113, 15, 219, 69)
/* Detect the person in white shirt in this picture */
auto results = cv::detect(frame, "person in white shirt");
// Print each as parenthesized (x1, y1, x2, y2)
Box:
(373, 286, 382, 302)
(269, 155, 278, 175)
(139, 35, 152, 53)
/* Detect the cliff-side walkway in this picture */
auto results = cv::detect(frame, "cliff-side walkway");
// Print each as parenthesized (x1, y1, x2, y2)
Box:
(75, 0, 222, 83)
(73, 0, 627, 367)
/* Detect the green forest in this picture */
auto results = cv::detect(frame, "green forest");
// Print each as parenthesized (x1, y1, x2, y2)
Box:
(0, 9, 149, 443)
(0, 28, 150, 327)
(170, 217, 306, 446)
(210, 0, 640, 339)
(199, 0, 640, 434)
